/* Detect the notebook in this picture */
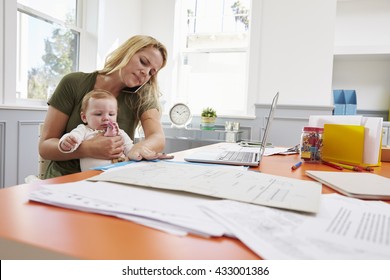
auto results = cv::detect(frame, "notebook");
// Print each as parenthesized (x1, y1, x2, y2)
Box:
(306, 170, 390, 200)
(184, 92, 279, 166)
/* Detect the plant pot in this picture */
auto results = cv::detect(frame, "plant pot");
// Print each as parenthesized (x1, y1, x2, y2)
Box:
(200, 117, 216, 130)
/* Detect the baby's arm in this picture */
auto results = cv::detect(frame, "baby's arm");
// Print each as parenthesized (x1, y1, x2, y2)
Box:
(119, 129, 134, 156)
(58, 124, 86, 153)
(59, 134, 80, 152)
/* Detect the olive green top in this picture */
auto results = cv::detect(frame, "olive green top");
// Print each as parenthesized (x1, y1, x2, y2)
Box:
(44, 71, 157, 178)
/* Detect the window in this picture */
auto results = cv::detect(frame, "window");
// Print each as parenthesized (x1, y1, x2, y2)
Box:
(16, 0, 80, 105)
(174, 0, 251, 116)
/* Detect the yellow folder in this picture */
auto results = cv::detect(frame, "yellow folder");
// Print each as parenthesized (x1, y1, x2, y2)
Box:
(322, 124, 365, 166)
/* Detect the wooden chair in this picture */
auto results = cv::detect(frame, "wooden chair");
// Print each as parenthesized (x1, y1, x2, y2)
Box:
(25, 123, 50, 183)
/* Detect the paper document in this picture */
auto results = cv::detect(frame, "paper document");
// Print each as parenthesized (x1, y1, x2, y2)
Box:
(296, 194, 390, 256)
(201, 194, 390, 259)
(306, 171, 390, 200)
(29, 181, 228, 237)
(88, 161, 322, 213)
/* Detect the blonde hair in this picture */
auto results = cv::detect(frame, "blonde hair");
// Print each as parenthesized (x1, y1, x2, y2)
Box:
(81, 89, 117, 114)
(99, 35, 168, 123)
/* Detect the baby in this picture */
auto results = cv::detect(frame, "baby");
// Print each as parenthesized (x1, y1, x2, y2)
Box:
(58, 89, 133, 171)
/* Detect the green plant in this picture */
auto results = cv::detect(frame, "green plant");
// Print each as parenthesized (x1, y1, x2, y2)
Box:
(201, 107, 217, 118)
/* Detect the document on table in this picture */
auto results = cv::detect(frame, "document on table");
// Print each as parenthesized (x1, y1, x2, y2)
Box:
(29, 180, 228, 237)
(200, 193, 390, 259)
(88, 161, 322, 213)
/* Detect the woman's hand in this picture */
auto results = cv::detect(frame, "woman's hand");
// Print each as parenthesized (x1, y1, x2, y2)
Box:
(126, 108, 173, 161)
(127, 144, 174, 161)
(81, 134, 124, 160)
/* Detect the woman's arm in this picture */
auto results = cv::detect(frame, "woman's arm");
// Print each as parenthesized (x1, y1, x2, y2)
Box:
(127, 108, 167, 160)
(39, 106, 124, 161)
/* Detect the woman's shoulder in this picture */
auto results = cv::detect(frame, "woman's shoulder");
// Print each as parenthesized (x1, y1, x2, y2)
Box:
(61, 71, 98, 83)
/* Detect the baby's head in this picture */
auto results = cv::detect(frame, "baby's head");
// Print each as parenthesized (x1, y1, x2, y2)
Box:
(80, 90, 118, 130)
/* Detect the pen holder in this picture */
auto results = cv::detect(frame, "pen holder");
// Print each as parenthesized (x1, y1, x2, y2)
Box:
(300, 127, 323, 163)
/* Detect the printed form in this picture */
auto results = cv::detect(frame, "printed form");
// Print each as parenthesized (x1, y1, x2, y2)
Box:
(201, 193, 390, 259)
(88, 161, 322, 213)
(29, 180, 227, 237)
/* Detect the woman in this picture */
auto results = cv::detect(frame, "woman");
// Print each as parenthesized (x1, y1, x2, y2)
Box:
(39, 35, 169, 178)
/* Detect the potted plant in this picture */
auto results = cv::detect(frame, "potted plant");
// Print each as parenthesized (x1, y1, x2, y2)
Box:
(200, 107, 217, 130)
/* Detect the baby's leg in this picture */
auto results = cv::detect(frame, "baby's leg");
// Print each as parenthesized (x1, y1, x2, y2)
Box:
(111, 154, 129, 163)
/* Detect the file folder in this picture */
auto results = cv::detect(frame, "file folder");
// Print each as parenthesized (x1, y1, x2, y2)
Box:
(344, 90, 357, 115)
(321, 120, 382, 167)
(332, 90, 346, 115)
(322, 124, 365, 166)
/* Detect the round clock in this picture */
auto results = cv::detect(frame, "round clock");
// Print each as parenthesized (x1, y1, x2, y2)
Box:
(169, 103, 192, 128)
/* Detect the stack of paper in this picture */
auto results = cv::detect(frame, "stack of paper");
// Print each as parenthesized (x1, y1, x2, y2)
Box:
(87, 161, 322, 214)
(29, 161, 322, 236)
(28, 161, 390, 259)
(29, 180, 227, 237)
(200, 194, 390, 259)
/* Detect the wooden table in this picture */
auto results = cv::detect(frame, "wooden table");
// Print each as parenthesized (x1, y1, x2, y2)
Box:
(1, 145, 389, 259)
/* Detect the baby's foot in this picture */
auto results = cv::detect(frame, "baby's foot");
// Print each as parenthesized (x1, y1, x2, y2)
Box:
(104, 121, 119, 136)
(112, 155, 128, 163)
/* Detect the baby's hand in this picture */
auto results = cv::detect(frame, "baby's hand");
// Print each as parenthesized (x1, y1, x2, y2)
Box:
(60, 135, 79, 152)
(104, 121, 119, 137)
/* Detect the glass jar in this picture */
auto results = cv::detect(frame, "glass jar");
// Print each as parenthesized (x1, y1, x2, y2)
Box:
(300, 126, 324, 162)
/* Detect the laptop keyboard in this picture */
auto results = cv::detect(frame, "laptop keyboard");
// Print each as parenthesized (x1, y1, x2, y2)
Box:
(218, 151, 255, 162)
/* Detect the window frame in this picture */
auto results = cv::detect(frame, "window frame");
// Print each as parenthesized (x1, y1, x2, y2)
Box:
(1, 0, 92, 108)
(16, 1, 81, 106)
(171, 0, 252, 117)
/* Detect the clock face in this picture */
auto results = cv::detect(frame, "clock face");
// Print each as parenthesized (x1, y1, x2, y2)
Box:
(169, 103, 191, 127)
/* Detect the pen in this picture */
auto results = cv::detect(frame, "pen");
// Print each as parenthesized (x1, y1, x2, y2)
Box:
(329, 162, 362, 172)
(322, 161, 343, 170)
(291, 161, 302, 170)
(356, 165, 374, 172)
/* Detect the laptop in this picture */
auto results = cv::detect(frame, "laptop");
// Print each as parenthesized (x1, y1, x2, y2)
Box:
(184, 92, 279, 166)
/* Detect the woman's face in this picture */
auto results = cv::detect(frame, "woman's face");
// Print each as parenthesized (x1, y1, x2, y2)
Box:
(120, 47, 164, 89)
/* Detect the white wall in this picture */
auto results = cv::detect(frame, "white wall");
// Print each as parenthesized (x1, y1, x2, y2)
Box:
(0, 0, 3, 104)
(2, 0, 17, 104)
(78, 0, 99, 72)
(333, 56, 390, 110)
(333, 0, 390, 111)
(256, 0, 337, 107)
(95, 0, 143, 69)
(335, 0, 390, 47)
(92, 0, 175, 114)
(140, 0, 176, 113)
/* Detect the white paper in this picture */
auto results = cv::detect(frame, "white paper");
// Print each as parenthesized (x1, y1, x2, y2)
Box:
(88, 161, 322, 213)
(200, 194, 390, 259)
(296, 194, 390, 256)
(263, 147, 293, 156)
(29, 181, 228, 237)
(308, 115, 363, 127)
(361, 117, 383, 164)
(115, 214, 189, 236)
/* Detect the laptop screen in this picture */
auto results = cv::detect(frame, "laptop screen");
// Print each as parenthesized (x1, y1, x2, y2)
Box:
(259, 92, 279, 156)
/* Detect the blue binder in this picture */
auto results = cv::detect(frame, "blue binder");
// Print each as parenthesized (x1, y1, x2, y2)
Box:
(332, 89, 357, 115)
(333, 89, 346, 115)
(344, 90, 357, 115)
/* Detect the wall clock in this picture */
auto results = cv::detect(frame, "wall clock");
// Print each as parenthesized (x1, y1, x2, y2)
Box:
(169, 103, 192, 128)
